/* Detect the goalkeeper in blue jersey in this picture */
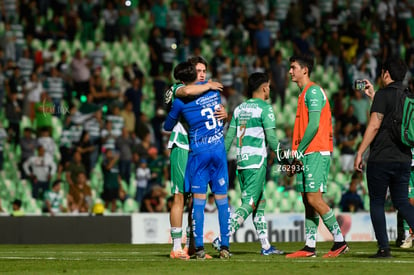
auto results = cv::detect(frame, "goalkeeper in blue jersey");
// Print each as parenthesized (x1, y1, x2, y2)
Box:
(164, 61, 231, 259)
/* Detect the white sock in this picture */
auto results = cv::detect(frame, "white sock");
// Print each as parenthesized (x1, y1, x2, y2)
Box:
(260, 237, 271, 250)
(171, 227, 182, 251)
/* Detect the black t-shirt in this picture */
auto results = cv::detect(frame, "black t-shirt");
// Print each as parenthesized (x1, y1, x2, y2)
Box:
(369, 81, 412, 163)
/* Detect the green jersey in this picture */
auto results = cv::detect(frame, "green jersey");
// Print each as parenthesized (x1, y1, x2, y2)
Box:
(44, 190, 63, 213)
(227, 98, 276, 169)
(167, 83, 189, 150)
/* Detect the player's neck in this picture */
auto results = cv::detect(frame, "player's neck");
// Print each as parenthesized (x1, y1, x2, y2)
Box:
(298, 78, 311, 90)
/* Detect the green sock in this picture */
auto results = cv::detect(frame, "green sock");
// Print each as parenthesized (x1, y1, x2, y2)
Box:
(305, 216, 319, 248)
(322, 209, 344, 242)
(230, 205, 252, 235)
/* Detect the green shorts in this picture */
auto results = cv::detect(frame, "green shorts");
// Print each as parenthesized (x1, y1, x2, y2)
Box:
(238, 165, 267, 207)
(409, 168, 414, 199)
(295, 152, 330, 193)
(170, 146, 188, 195)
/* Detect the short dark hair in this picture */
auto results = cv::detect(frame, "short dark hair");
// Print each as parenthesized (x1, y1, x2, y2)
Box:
(187, 56, 208, 68)
(381, 57, 408, 82)
(52, 180, 62, 188)
(173, 61, 197, 83)
(247, 72, 269, 98)
(289, 54, 314, 77)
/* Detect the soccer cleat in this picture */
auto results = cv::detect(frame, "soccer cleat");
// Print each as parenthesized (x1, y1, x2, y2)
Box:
(194, 249, 206, 260)
(322, 242, 349, 258)
(219, 248, 231, 259)
(400, 234, 414, 249)
(170, 249, 190, 260)
(370, 248, 392, 258)
(212, 237, 221, 251)
(286, 246, 316, 258)
(261, 246, 285, 256)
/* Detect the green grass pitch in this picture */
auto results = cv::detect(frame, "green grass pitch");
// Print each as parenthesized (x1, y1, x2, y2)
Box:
(1, 242, 414, 274)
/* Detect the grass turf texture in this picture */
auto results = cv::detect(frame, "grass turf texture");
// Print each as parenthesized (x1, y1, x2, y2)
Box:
(1, 242, 414, 274)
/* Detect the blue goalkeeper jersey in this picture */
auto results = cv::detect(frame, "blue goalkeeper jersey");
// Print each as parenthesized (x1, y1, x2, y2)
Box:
(164, 89, 224, 153)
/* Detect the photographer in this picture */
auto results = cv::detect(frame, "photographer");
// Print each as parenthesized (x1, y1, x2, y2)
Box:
(354, 57, 414, 258)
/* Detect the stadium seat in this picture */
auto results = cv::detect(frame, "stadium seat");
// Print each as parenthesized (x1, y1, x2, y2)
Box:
(278, 197, 292, 213)
(123, 198, 138, 213)
(293, 197, 305, 212)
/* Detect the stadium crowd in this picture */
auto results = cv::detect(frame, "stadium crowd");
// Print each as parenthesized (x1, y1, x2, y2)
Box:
(0, 0, 412, 215)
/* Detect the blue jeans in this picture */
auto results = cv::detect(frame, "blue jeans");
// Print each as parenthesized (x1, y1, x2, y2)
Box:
(367, 161, 414, 249)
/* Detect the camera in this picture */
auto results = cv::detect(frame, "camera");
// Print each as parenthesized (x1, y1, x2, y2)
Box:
(354, 79, 366, 91)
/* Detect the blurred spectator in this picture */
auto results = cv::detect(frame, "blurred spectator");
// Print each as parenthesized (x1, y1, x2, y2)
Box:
(340, 173, 366, 212)
(185, 5, 208, 51)
(64, 0, 80, 42)
(58, 117, 75, 175)
(43, 179, 66, 215)
(124, 77, 142, 121)
(75, 130, 95, 177)
(78, 0, 98, 43)
(67, 171, 92, 213)
(147, 146, 168, 188)
(148, 26, 163, 77)
(42, 43, 58, 76)
(120, 101, 136, 134)
(253, 20, 272, 59)
(70, 49, 91, 97)
(5, 92, 22, 147)
(117, 0, 133, 41)
(34, 92, 54, 135)
(166, 0, 184, 45)
(88, 41, 105, 71)
(205, 193, 217, 213)
(89, 67, 108, 105)
(322, 30, 342, 70)
(6, 66, 24, 101)
(11, 199, 24, 217)
(338, 122, 358, 174)
(102, 1, 119, 42)
(106, 76, 122, 105)
(140, 185, 167, 212)
(44, 14, 66, 41)
(101, 120, 117, 152)
(115, 128, 134, 186)
(269, 49, 288, 107)
(66, 151, 86, 187)
(101, 148, 122, 213)
(162, 29, 177, 76)
(17, 48, 34, 83)
(44, 66, 65, 117)
(84, 109, 104, 169)
(0, 122, 6, 171)
(0, 63, 5, 114)
(37, 127, 56, 161)
(19, 127, 37, 179)
(350, 89, 370, 134)
(23, 145, 57, 199)
(135, 158, 151, 204)
(4, 22, 16, 62)
(25, 72, 44, 119)
(106, 105, 124, 138)
(151, 0, 168, 34)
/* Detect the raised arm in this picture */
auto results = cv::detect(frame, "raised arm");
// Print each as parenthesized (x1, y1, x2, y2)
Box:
(175, 81, 223, 97)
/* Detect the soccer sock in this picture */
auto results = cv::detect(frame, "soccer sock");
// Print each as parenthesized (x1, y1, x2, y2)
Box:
(192, 198, 206, 249)
(403, 220, 410, 238)
(230, 204, 253, 235)
(305, 216, 319, 249)
(171, 227, 182, 251)
(322, 209, 344, 242)
(253, 213, 270, 250)
(185, 226, 191, 248)
(216, 197, 231, 248)
(253, 200, 270, 250)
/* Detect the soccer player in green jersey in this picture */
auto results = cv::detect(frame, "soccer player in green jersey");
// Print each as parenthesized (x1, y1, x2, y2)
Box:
(166, 57, 226, 260)
(212, 72, 284, 255)
(286, 54, 348, 258)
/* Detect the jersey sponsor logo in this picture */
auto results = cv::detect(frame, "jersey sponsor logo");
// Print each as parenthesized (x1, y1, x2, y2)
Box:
(237, 153, 249, 161)
(219, 178, 226, 186)
(309, 182, 315, 189)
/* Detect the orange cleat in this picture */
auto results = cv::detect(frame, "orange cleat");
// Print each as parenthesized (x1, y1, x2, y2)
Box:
(286, 249, 316, 258)
(170, 249, 190, 260)
(323, 243, 349, 258)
